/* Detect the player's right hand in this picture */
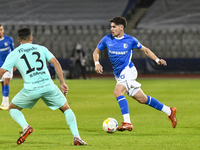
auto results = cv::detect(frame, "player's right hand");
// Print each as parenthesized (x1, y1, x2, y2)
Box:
(60, 83, 69, 96)
(95, 64, 103, 74)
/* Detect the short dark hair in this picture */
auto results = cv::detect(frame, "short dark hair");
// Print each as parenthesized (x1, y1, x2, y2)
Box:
(18, 28, 31, 41)
(109, 16, 127, 28)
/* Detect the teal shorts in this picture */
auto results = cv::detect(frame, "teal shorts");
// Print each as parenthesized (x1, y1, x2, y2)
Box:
(12, 84, 66, 110)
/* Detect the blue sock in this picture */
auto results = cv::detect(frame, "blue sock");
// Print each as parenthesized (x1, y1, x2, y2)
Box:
(64, 109, 79, 137)
(2, 86, 4, 95)
(116, 95, 129, 115)
(9, 109, 29, 129)
(3, 85, 9, 97)
(145, 95, 164, 111)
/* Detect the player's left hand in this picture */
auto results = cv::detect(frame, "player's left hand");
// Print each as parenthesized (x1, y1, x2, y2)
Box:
(158, 59, 167, 66)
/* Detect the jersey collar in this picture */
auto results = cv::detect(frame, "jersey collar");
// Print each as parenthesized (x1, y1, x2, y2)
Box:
(114, 36, 124, 40)
(0, 37, 5, 41)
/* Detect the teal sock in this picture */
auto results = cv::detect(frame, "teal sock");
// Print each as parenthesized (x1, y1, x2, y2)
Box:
(9, 109, 28, 129)
(64, 109, 79, 137)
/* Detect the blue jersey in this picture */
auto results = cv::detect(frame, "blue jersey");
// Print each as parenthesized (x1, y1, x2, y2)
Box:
(0, 35, 14, 67)
(97, 33, 142, 77)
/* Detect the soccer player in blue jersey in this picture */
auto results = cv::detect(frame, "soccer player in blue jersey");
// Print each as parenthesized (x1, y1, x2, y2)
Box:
(0, 28, 87, 145)
(93, 16, 177, 131)
(0, 24, 15, 110)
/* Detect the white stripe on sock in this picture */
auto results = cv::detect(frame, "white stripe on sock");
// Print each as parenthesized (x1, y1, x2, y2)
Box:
(147, 96, 151, 105)
(117, 98, 125, 102)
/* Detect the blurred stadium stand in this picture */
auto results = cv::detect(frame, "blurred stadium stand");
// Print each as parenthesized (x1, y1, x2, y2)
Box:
(1, 0, 200, 76)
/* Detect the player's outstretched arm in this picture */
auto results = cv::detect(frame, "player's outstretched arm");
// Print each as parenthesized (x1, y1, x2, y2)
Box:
(50, 57, 68, 96)
(93, 48, 103, 74)
(140, 46, 167, 66)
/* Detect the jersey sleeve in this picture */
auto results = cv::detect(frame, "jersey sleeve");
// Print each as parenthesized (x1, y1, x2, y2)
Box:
(97, 36, 107, 51)
(43, 46, 55, 62)
(132, 36, 142, 49)
(1, 51, 16, 71)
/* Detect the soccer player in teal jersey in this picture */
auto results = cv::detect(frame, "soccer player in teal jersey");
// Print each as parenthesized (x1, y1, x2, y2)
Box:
(0, 28, 87, 145)
(0, 24, 15, 110)
(93, 16, 177, 131)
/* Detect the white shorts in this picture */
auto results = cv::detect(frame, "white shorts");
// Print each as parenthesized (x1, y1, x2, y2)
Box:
(115, 65, 141, 97)
(0, 69, 13, 82)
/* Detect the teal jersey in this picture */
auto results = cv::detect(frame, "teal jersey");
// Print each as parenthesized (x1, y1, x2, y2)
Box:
(2, 43, 54, 90)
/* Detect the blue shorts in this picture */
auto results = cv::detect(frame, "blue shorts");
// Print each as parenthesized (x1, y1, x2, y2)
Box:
(12, 84, 66, 110)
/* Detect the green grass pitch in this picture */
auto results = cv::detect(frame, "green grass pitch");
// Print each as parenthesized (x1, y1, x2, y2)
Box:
(0, 78, 200, 150)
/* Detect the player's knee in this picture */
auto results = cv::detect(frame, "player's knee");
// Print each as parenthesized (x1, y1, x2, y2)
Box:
(8, 102, 22, 111)
(59, 101, 70, 113)
(137, 98, 147, 104)
(133, 96, 147, 104)
(4, 78, 10, 85)
(113, 90, 117, 97)
(113, 89, 123, 98)
(3, 81, 9, 85)
(114, 86, 127, 98)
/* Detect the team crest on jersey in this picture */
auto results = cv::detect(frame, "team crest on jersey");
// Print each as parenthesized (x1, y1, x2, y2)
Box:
(4, 42, 8, 46)
(123, 43, 128, 48)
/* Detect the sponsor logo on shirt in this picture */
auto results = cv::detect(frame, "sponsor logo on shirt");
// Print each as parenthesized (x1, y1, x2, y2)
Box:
(109, 50, 128, 55)
(29, 71, 46, 78)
